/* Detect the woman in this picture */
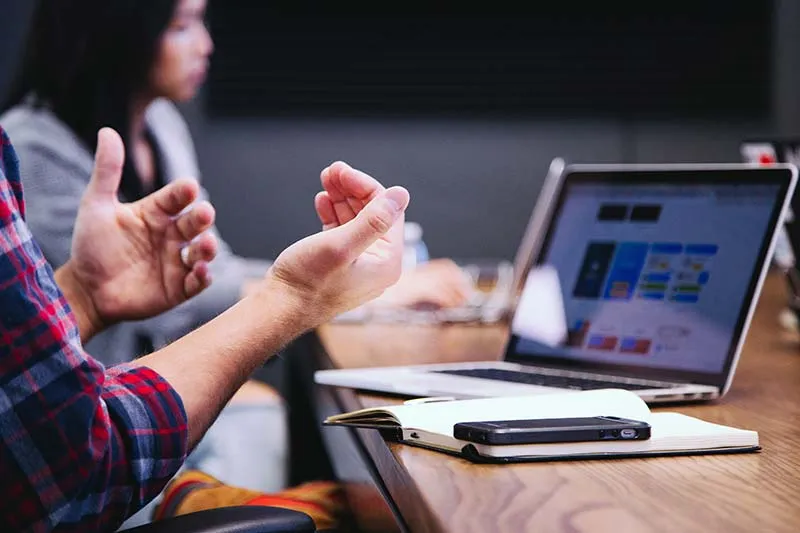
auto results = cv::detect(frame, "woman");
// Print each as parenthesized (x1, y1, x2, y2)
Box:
(1, 0, 470, 524)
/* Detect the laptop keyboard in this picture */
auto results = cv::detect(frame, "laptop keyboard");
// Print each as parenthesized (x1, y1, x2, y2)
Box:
(434, 368, 669, 391)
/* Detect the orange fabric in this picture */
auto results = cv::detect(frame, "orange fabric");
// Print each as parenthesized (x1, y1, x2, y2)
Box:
(153, 470, 345, 531)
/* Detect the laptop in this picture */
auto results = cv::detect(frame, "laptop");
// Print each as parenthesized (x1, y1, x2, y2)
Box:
(316, 163, 797, 403)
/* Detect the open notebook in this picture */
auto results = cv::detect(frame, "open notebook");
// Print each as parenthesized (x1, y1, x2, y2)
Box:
(323, 389, 760, 463)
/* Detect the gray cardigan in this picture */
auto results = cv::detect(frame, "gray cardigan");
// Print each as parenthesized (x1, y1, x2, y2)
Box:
(1, 99, 271, 366)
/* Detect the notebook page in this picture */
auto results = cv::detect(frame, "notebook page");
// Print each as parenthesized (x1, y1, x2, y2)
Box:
(647, 413, 759, 448)
(471, 412, 758, 458)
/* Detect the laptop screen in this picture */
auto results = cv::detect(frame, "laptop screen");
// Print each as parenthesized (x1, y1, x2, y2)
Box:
(507, 167, 793, 387)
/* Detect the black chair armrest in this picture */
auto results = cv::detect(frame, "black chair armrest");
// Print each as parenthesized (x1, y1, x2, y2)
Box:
(122, 506, 316, 533)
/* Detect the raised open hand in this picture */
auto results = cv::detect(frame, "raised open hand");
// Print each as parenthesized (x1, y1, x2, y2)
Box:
(63, 128, 218, 330)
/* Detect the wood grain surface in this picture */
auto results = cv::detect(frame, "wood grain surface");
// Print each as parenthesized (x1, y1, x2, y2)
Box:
(318, 273, 800, 532)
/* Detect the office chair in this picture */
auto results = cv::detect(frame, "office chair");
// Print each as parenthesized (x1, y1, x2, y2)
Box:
(123, 506, 317, 533)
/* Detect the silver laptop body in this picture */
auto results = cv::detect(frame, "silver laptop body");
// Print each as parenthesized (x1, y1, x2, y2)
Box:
(316, 163, 797, 404)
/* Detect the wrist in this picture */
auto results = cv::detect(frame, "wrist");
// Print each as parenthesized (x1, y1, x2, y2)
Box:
(54, 260, 106, 342)
(250, 274, 319, 335)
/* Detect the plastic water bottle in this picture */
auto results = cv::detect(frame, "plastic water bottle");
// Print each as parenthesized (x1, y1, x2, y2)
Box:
(403, 221, 429, 271)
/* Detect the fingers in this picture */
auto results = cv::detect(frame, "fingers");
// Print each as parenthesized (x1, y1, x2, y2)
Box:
(181, 233, 217, 300)
(441, 281, 472, 306)
(321, 161, 384, 202)
(182, 232, 218, 267)
(320, 161, 386, 226)
(392, 266, 473, 308)
(333, 195, 357, 226)
(139, 178, 200, 219)
(85, 128, 125, 201)
(174, 201, 215, 241)
(436, 264, 474, 305)
(328, 186, 410, 259)
(184, 261, 212, 299)
(428, 276, 472, 307)
(314, 191, 338, 230)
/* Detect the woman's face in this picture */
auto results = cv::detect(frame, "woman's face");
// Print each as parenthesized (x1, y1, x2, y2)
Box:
(149, 0, 213, 102)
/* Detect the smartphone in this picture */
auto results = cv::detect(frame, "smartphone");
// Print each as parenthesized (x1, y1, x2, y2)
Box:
(453, 416, 651, 445)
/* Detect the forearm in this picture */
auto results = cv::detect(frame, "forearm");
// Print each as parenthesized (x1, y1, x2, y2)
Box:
(136, 277, 309, 447)
(54, 260, 105, 343)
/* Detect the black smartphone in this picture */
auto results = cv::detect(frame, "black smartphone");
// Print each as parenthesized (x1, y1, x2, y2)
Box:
(453, 416, 651, 445)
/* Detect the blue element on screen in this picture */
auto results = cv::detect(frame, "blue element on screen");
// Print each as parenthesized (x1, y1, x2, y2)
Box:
(651, 242, 683, 254)
(644, 272, 671, 283)
(602, 242, 649, 300)
(685, 244, 718, 256)
(640, 292, 666, 300)
(671, 293, 700, 303)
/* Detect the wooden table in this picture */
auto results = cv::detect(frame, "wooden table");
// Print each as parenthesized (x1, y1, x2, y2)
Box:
(315, 273, 800, 533)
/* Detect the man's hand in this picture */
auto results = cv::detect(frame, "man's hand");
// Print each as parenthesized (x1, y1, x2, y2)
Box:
(56, 128, 218, 340)
(264, 161, 410, 328)
(376, 258, 474, 309)
(140, 161, 408, 445)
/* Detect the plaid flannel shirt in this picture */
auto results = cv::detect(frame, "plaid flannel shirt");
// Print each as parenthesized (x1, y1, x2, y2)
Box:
(0, 126, 188, 532)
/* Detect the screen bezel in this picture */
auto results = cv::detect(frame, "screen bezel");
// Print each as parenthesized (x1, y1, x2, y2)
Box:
(505, 165, 794, 388)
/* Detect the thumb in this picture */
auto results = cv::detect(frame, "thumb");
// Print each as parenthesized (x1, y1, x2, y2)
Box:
(331, 186, 410, 258)
(85, 128, 125, 201)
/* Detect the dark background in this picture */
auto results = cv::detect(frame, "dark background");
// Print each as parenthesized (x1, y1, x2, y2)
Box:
(206, 4, 771, 119)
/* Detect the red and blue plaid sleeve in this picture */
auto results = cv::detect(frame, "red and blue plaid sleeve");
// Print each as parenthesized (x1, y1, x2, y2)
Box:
(0, 126, 188, 532)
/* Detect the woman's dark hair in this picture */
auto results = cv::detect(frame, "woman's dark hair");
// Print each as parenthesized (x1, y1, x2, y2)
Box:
(3, 0, 178, 200)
